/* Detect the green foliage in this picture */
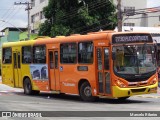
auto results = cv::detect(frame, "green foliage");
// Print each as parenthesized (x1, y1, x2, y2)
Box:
(38, 0, 117, 37)
(38, 20, 52, 36)
(51, 24, 70, 37)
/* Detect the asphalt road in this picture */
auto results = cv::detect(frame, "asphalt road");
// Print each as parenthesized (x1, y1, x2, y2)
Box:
(0, 77, 160, 120)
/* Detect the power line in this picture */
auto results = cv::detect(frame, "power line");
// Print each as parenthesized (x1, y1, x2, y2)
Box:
(74, 17, 113, 32)
(0, 5, 25, 28)
(124, 15, 160, 20)
(80, 22, 114, 34)
(55, 0, 113, 22)
(123, 6, 160, 16)
(0, 1, 27, 28)
(0, 5, 16, 23)
(14, 1, 32, 40)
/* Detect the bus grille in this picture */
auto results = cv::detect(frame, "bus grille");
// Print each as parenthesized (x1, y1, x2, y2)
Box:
(128, 83, 147, 87)
(131, 88, 146, 93)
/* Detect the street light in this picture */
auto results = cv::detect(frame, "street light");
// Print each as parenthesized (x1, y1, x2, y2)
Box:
(0, 20, 24, 33)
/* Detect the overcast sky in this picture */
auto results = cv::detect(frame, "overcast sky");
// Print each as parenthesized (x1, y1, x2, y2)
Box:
(147, 0, 160, 7)
(0, 0, 28, 31)
(0, 0, 160, 32)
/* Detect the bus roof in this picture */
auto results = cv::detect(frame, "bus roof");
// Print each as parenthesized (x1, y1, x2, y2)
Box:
(2, 31, 152, 47)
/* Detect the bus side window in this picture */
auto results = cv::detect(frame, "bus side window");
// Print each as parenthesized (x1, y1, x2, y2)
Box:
(2, 47, 12, 64)
(78, 42, 93, 64)
(33, 45, 46, 64)
(22, 46, 32, 64)
(60, 43, 77, 64)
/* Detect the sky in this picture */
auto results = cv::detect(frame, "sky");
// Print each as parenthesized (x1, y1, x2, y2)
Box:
(0, 0, 160, 32)
(0, 0, 28, 31)
(147, 0, 160, 7)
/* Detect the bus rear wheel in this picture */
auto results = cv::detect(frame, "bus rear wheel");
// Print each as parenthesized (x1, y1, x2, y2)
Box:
(80, 82, 96, 102)
(24, 78, 33, 95)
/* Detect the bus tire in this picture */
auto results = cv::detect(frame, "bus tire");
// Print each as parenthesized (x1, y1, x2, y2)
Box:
(24, 78, 33, 95)
(80, 82, 96, 102)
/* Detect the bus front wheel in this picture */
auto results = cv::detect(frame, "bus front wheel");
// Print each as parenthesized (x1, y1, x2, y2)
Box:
(80, 82, 96, 102)
(24, 78, 33, 95)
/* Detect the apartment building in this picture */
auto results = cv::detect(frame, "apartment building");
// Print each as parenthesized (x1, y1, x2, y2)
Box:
(113, 0, 160, 27)
(30, 0, 49, 34)
(30, 0, 160, 33)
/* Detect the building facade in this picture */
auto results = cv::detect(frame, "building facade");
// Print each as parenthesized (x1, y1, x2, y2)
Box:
(113, 0, 160, 27)
(29, 0, 160, 33)
(30, 0, 49, 34)
(0, 27, 27, 64)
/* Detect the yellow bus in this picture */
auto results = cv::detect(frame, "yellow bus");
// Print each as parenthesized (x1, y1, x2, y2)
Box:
(1, 31, 158, 101)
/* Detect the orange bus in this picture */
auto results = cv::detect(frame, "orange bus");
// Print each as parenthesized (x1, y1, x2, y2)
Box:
(1, 31, 158, 101)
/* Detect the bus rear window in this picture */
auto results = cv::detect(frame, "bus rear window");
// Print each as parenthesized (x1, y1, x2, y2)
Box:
(3, 47, 12, 64)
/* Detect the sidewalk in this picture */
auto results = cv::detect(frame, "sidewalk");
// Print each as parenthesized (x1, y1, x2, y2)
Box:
(0, 76, 1, 84)
(0, 76, 23, 92)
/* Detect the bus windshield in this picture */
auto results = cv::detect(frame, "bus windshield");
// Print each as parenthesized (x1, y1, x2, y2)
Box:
(113, 44, 156, 78)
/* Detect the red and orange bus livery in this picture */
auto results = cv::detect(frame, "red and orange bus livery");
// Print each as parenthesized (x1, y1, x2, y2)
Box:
(2, 31, 158, 101)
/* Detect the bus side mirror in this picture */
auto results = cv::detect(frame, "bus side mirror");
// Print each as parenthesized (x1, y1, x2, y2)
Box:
(112, 51, 116, 60)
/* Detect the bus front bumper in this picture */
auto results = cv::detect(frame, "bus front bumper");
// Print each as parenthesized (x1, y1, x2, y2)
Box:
(112, 82, 158, 98)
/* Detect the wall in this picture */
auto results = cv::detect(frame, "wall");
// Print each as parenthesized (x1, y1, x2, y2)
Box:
(113, 0, 160, 27)
(8, 31, 20, 42)
(30, 0, 49, 33)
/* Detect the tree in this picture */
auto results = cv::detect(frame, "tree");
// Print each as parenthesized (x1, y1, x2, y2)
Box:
(38, 0, 117, 37)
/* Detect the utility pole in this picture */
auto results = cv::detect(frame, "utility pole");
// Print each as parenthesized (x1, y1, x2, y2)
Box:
(117, 0, 122, 32)
(14, 2, 32, 40)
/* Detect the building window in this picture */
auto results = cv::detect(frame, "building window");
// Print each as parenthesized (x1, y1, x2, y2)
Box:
(40, 11, 45, 19)
(31, 0, 35, 7)
(124, 6, 135, 16)
(78, 41, 93, 63)
(31, 30, 35, 33)
(22, 46, 32, 64)
(31, 15, 35, 23)
(2, 47, 12, 64)
(40, 0, 45, 3)
(33, 45, 46, 63)
(124, 23, 135, 27)
(60, 43, 77, 63)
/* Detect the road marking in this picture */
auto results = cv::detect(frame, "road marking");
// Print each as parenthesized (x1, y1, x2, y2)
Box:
(135, 95, 160, 98)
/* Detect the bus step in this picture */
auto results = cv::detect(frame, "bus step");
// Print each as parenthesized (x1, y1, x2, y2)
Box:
(50, 90, 61, 94)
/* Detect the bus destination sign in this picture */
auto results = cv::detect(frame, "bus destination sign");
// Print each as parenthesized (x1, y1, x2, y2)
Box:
(112, 34, 153, 44)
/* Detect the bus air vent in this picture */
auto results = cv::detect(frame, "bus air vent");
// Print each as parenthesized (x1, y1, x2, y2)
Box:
(131, 88, 146, 93)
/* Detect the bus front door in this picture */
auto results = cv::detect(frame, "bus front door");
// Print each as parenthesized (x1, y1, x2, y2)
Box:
(96, 47, 111, 96)
(48, 50, 60, 91)
(13, 52, 21, 87)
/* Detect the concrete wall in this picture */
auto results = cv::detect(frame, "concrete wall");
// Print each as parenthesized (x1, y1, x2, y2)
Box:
(8, 31, 20, 42)
(30, 0, 49, 33)
(113, 0, 160, 27)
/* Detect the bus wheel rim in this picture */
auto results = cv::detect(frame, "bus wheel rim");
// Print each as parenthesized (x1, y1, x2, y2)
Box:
(27, 83, 31, 90)
(84, 86, 92, 97)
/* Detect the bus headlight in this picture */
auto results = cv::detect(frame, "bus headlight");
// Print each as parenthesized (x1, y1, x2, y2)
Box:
(115, 79, 127, 88)
(150, 77, 157, 85)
